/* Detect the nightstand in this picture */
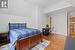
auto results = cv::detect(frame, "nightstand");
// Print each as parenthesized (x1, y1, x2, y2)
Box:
(42, 28, 50, 36)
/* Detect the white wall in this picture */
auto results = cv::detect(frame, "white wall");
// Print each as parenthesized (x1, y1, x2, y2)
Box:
(0, 10, 48, 33)
(0, 0, 48, 33)
(0, 0, 37, 32)
(51, 11, 67, 36)
(0, 14, 31, 32)
(38, 7, 48, 31)
(69, 11, 75, 16)
(0, 0, 36, 17)
(0, 11, 43, 33)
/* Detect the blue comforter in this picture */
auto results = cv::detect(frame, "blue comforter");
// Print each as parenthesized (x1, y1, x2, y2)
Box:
(9, 28, 40, 50)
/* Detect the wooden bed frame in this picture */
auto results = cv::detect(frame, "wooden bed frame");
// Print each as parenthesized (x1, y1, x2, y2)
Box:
(9, 23, 42, 50)
(16, 33, 42, 50)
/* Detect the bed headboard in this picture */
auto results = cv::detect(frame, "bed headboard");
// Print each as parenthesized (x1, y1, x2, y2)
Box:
(9, 23, 27, 30)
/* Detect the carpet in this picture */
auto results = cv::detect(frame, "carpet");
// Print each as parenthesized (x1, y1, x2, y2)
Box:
(0, 39, 50, 50)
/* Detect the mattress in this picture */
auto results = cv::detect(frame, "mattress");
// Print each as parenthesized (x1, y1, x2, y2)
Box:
(9, 28, 40, 50)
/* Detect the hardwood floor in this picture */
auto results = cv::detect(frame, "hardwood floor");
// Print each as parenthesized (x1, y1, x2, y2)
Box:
(43, 33, 66, 50)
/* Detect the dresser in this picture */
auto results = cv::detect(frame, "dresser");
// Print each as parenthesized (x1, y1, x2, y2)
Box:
(0, 32, 9, 46)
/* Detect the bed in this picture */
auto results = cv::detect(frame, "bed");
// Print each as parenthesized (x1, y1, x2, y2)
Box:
(9, 23, 42, 50)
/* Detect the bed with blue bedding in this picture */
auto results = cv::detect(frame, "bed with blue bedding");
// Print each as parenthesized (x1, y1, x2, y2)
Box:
(9, 23, 42, 50)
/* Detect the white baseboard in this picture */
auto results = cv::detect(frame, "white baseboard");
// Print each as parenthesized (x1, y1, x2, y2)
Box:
(51, 32, 67, 36)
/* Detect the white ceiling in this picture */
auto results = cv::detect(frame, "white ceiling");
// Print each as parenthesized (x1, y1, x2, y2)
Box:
(25, 0, 66, 7)
(25, 0, 75, 14)
(68, 0, 75, 7)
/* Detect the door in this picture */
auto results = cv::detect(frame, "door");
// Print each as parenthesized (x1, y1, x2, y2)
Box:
(69, 16, 75, 38)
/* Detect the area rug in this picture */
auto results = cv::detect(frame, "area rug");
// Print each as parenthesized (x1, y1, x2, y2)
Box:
(0, 44, 9, 50)
(0, 39, 50, 50)
(30, 39, 50, 50)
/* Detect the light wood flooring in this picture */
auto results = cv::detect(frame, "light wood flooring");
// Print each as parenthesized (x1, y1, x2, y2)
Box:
(43, 33, 66, 50)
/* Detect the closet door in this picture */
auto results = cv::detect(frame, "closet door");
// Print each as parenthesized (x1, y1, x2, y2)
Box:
(69, 16, 75, 38)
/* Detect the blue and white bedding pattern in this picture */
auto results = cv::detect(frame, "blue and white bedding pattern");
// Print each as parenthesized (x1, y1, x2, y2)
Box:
(9, 23, 27, 30)
(9, 28, 40, 50)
